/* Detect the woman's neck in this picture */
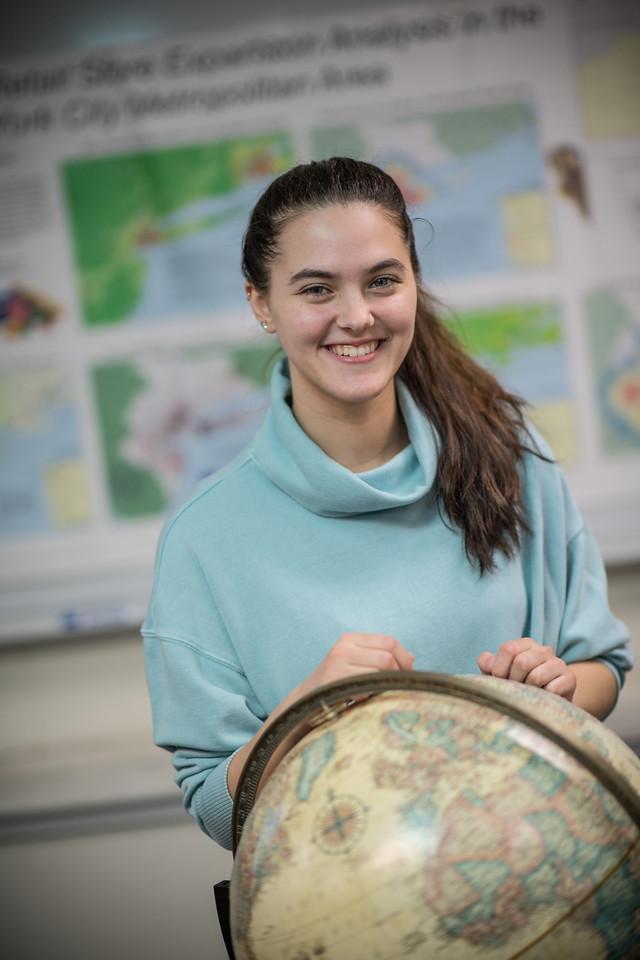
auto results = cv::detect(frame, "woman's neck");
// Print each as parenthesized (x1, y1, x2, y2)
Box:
(291, 382, 409, 473)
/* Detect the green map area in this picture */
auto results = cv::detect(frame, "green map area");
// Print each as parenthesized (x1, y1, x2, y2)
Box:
(63, 134, 294, 326)
(448, 302, 562, 363)
(445, 301, 576, 460)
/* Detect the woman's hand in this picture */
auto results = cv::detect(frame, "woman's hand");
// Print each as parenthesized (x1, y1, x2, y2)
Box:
(477, 637, 577, 702)
(295, 632, 415, 701)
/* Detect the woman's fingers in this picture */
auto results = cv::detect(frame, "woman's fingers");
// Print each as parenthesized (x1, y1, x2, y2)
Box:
(489, 637, 537, 680)
(544, 673, 577, 699)
(477, 637, 576, 702)
(342, 632, 415, 671)
(508, 645, 554, 683)
(525, 657, 574, 689)
(347, 647, 410, 672)
(477, 651, 496, 673)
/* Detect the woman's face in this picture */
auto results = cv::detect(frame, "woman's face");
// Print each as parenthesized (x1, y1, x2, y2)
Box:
(248, 202, 418, 417)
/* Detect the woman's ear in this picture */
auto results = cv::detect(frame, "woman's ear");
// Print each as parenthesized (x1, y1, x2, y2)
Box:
(245, 283, 276, 334)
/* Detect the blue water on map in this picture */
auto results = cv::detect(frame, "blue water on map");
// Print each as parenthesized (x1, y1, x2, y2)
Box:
(478, 343, 569, 404)
(130, 176, 273, 323)
(377, 126, 548, 280)
(0, 403, 83, 538)
(130, 124, 547, 322)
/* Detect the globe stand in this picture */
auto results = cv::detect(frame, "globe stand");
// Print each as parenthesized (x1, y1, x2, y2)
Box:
(214, 879, 235, 960)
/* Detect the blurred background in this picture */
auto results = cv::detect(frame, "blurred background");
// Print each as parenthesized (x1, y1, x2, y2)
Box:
(1, 1, 639, 957)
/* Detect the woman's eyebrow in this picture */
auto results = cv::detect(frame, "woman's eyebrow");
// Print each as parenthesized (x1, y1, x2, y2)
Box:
(288, 268, 335, 285)
(368, 259, 406, 273)
(288, 259, 406, 286)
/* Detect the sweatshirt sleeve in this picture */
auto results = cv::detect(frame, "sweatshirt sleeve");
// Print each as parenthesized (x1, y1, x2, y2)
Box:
(521, 432, 633, 705)
(557, 522, 633, 694)
(142, 512, 264, 850)
(143, 632, 262, 849)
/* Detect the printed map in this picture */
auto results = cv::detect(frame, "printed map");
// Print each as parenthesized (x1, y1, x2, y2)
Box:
(92, 342, 275, 518)
(585, 283, 640, 454)
(62, 133, 295, 327)
(447, 301, 576, 460)
(312, 100, 552, 281)
(0, 366, 90, 538)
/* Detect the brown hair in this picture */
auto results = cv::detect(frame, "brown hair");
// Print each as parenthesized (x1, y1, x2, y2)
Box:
(242, 157, 543, 573)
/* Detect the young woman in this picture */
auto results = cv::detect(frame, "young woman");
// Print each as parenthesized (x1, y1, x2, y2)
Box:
(143, 157, 632, 851)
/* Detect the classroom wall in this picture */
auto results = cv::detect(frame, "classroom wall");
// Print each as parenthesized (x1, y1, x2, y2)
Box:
(1, 3, 639, 960)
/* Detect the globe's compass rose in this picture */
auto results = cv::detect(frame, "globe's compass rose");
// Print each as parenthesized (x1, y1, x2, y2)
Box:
(313, 790, 367, 855)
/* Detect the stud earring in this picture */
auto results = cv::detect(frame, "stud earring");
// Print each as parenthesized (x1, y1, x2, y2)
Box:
(260, 321, 270, 331)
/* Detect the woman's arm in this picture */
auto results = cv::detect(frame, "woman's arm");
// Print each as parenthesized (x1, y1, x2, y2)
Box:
(570, 660, 618, 719)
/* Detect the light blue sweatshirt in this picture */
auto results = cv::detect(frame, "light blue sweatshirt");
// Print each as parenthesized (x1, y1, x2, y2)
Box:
(143, 358, 632, 850)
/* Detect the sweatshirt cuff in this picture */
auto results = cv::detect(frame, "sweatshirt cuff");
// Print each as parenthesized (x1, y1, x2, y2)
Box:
(194, 749, 241, 851)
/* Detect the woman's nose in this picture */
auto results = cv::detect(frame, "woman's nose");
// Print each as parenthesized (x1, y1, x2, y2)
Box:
(336, 294, 374, 332)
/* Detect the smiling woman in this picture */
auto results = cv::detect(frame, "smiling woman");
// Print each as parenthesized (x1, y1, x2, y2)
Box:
(142, 157, 632, 852)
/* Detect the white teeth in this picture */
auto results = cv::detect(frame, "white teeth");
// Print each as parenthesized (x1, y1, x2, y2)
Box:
(330, 341, 379, 357)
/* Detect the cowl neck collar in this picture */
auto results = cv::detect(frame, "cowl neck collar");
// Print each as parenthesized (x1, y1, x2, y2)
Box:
(250, 359, 439, 517)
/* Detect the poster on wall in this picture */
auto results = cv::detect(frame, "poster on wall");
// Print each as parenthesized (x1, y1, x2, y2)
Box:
(0, 0, 638, 640)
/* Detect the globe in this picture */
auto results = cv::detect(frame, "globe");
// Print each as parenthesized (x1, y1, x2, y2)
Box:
(230, 673, 640, 959)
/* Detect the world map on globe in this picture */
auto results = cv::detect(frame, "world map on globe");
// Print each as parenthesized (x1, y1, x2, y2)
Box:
(231, 674, 640, 960)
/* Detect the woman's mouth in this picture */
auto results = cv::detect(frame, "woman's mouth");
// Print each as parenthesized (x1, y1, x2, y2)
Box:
(325, 340, 382, 358)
